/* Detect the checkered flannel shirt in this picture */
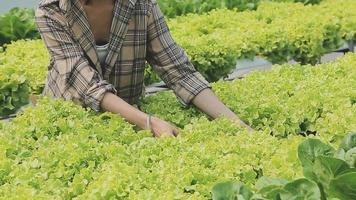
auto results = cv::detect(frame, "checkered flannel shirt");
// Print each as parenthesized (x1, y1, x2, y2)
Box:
(35, 0, 210, 111)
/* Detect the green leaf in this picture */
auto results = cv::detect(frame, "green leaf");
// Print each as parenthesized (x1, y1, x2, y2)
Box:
(258, 181, 286, 200)
(212, 181, 254, 200)
(339, 133, 356, 152)
(345, 147, 356, 168)
(279, 178, 321, 200)
(310, 156, 351, 194)
(329, 172, 356, 200)
(333, 149, 346, 160)
(298, 139, 335, 174)
(256, 176, 289, 191)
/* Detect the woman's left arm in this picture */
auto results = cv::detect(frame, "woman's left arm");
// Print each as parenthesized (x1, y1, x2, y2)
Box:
(146, 0, 253, 131)
(192, 88, 254, 132)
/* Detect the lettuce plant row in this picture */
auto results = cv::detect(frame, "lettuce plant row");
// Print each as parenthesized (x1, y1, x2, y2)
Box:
(158, 0, 323, 18)
(0, 97, 307, 199)
(0, 95, 353, 198)
(0, 0, 322, 47)
(162, 0, 356, 82)
(141, 53, 356, 141)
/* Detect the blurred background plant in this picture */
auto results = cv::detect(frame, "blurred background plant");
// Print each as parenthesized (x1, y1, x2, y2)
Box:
(0, 8, 39, 47)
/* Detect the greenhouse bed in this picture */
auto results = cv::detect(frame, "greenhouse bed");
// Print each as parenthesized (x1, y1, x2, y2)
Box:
(0, 51, 352, 122)
(1, 53, 355, 199)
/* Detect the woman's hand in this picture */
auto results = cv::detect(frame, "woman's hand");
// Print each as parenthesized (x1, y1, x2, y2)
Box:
(234, 118, 255, 133)
(192, 88, 255, 133)
(101, 93, 179, 138)
(150, 117, 179, 138)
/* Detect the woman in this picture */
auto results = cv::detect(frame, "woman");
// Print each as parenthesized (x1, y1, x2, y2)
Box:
(35, 0, 253, 137)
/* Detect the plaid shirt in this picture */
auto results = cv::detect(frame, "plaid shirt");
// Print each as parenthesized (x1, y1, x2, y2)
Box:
(35, 0, 210, 111)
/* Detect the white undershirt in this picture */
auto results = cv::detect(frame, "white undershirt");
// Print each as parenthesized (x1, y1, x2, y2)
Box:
(96, 43, 109, 66)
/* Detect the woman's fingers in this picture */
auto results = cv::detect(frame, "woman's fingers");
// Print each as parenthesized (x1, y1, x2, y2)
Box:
(151, 116, 178, 138)
(246, 126, 255, 133)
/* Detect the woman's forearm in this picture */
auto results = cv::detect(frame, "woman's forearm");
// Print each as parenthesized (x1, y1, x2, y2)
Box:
(100, 92, 148, 129)
(192, 88, 253, 130)
(100, 92, 179, 137)
(192, 88, 236, 119)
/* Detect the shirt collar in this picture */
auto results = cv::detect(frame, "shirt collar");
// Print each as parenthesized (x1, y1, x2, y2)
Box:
(39, 0, 70, 13)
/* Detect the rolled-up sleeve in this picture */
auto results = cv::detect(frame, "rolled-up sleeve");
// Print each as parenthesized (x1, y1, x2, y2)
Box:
(146, 0, 211, 105)
(35, 9, 116, 111)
